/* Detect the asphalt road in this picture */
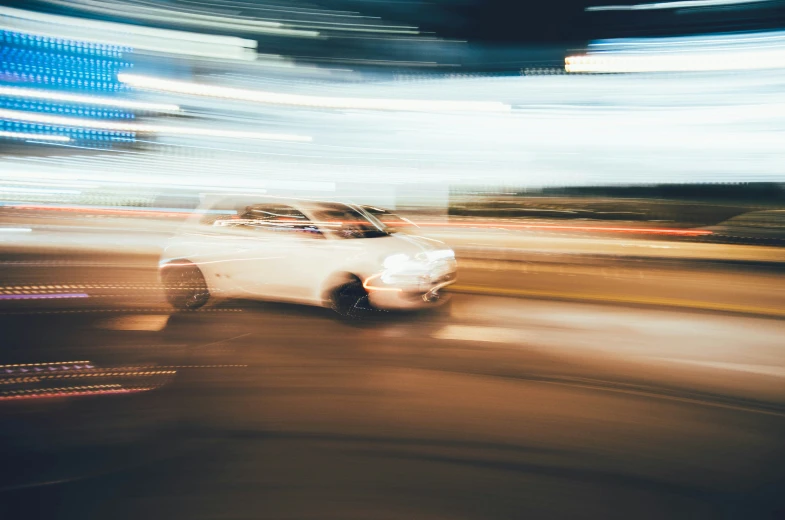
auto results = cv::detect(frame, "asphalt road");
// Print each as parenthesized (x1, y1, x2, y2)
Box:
(1, 251, 784, 520)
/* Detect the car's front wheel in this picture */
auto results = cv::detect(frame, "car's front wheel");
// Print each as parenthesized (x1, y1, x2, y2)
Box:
(161, 262, 210, 311)
(331, 277, 371, 319)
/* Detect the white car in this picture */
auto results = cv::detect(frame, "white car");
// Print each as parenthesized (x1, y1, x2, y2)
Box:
(159, 196, 457, 317)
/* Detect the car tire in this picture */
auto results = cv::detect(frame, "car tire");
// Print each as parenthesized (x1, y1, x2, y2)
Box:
(161, 262, 210, 311)
(331, 277, 371, 319)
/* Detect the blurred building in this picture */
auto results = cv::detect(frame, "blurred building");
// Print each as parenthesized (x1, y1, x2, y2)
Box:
(1, 1, 784, 212)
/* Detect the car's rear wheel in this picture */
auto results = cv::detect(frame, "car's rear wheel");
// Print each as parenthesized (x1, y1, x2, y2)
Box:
(331, 277, 371, 319)
(161, 262, 210, 311)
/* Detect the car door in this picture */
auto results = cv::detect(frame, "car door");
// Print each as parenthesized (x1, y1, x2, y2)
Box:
(226, 203, 324, 303)
(287, 204, 379, 304)
(181, 205, 276, 299)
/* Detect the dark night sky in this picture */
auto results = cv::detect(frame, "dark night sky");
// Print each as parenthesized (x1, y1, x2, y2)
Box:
(11, 0, 785, 53)
(342, 0, 785, 44)
(432, 0, 594, 43)
(330, 0, 595, 44)
(8, 0, 593, 44)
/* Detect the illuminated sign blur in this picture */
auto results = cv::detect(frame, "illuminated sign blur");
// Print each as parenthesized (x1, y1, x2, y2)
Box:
(0, 29, 135, 147)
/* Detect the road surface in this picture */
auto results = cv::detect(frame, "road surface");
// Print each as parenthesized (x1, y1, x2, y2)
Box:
(1, 250, 784, 520)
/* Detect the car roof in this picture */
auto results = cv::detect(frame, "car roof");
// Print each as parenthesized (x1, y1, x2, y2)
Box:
(199, 194, 357, 213)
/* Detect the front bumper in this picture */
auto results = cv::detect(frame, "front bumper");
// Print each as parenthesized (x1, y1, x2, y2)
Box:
(367, 272, 456, 310)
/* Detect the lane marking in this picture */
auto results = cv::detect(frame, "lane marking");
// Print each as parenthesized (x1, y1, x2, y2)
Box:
(0, 293, 88, 300)
(432, 324, 524, 344)
(0, 308, 244, 315)
(96, 314, 170, 331)
(0, 360, 89, 368)
(0, 284, 202, 293)
(194, 332, 252, 349)
(0, 385, 161, 401)
(0, 261, 153, 267)
(449, 284, 785, 319)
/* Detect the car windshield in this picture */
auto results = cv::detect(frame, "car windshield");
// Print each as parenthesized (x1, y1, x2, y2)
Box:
(312, 204, 390, 239)
(362, 206, 416, 232)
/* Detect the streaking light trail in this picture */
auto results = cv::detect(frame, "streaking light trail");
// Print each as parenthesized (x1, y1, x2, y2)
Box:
(0, 108, 312, 142)
(587, 0, 773, 10)
(566, 50, 785, 72)
(118, 73, 512, 113)
(0, 293, 89, 300)
(0, 86, 181, 113)
(413, 222, 714, 236)
(0, 131, 71, 142)
(0, 5, 260, 60)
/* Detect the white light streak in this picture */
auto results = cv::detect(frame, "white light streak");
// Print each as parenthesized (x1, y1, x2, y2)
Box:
(118, 74, 511, 113)
(0, 109, 312, 142)
(33, 0, 320, 38)
(0, 86, 181, 113)
(40, 0, 419, 36)
(587, 0, 772, 10)
(0, 131, 71, 142)
(0, 186, 81, 194)
(0, 5, 260, 60)
(590, 32, 785, 48)
(565, 48, 785, 72)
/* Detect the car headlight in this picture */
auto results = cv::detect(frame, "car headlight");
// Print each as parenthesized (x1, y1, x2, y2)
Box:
(376, 254, 429, 289)
(382, 253, 413, 270)
(383, 250, 455, 270)
(376, 250, 455, 290)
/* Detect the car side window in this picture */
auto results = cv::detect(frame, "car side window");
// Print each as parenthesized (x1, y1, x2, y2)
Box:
(223, 204, 323, 237)
(200, 213, 235, 227)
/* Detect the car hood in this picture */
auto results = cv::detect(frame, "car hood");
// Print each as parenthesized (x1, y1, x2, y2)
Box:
(366, 233, 452, 260)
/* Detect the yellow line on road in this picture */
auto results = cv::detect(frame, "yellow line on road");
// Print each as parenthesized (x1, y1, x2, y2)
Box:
(449, 284, 785, 319)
